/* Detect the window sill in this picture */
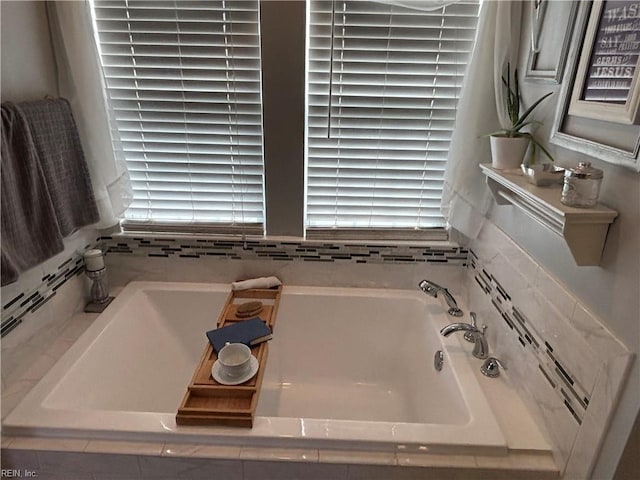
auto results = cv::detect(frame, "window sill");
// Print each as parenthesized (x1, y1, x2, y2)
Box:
(113, 226, 455, 249)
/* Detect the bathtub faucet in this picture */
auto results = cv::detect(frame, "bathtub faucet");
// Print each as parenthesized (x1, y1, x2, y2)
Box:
(440, 322, 489, 359)
(418, 280, 463, 317)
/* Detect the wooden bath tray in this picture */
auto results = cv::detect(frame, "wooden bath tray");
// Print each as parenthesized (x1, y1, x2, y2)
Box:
(176, 285, 282, 427)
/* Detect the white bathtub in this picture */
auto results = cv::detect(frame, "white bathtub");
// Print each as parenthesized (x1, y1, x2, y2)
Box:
(3, 281, 506, 454)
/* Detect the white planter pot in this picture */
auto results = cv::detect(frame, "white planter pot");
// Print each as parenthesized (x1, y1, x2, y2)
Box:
(489, 135, 530, 170)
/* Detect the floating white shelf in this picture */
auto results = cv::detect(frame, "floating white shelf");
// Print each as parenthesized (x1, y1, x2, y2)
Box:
(480, 164, 618, 266)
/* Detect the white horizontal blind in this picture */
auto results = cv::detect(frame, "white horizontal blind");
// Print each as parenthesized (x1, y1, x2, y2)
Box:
(91, 0, 264, 232)
(306, 0, 479, 236)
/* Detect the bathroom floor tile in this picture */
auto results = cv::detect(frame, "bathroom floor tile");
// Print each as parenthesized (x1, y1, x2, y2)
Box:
(37, 451, 141, 476)
(472, 468, 559, 479)
(243, 459, 348, 480)
(138, 455, 242, 479)
(347, 464, 464, 480)
(0, 448, 40, 471)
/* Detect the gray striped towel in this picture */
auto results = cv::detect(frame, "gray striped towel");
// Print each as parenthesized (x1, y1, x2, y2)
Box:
(1, 98, 100, 286)
(1, 103, 65, 286)
(16, 98, 99, 236)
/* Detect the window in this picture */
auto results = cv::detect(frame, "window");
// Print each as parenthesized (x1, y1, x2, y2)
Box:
(306, 0, 480, 239)
(89, 1, 480, 238)
(91, 0, 264, 234)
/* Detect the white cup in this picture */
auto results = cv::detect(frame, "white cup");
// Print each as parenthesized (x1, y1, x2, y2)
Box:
(218, 343, 252, 378)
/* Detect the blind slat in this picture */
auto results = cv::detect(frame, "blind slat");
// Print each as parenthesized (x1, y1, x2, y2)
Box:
(92, 0, 264, 228)
(306, 0, 479, 230)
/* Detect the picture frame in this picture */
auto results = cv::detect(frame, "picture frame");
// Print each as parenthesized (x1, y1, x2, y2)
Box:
(525, 0, 579, 85)
(567, 0, 640, 124)
(550, 1, 640, 172)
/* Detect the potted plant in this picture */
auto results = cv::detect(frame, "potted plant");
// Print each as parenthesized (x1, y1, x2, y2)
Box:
(486, 63, 555, 170)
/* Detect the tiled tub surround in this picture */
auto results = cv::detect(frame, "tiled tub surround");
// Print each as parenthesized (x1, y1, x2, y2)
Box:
(1, 235, 559, 479)
(4, 282, 507, 452)
(1, 287, 557, 480)
(1, 242, 94, 338)
(468, 221, 633, 480)
(0, 230, 630, 478)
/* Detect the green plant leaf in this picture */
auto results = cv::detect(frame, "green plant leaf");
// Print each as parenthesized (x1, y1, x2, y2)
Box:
(520, 132, 554, 162)
(513, 91, 553, 130)
(514, 67, 520, 117)
(529, 137, 555, 162)
(511, 120, 541, 133)
(484, 62, 554, 145)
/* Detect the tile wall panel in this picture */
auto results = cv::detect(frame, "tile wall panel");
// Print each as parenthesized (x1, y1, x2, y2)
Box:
(100, 235, 469, 266)
(1, 250, 90, 338)
(468, 221, 632, 478)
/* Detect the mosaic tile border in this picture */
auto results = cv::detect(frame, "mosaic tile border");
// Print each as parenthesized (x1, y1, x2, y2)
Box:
(1, 235, 467, 338)
(1, 250, 90, 338)
(468, 250, 590, 425)
(99, 235, 469, 266)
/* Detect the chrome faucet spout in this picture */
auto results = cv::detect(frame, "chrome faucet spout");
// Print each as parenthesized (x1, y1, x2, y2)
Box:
(440, 322, 489, 359)
(440, 322, 476, 336)
(418, 280, 463, 317)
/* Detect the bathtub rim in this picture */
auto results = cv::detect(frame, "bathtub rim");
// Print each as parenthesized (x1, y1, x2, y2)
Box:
(2, 281, 507, 455)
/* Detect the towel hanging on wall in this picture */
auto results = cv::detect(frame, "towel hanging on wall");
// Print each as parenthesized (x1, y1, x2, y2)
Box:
(1, 98, 100, 286)
(16, 98, 99, 236)
(1, 103, 65, 285)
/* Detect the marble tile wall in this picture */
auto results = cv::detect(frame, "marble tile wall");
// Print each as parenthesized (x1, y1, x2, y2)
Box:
(99, 234, 469, 294)
(0, 273, 94, 418)
(1, 235, 97, 338)
(468, 220, 633, 479)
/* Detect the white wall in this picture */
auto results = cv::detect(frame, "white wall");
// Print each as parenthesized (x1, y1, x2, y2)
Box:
(487, 3, 639, 478)
(0, 1, 98, 300)
(1, 1, 57, 102)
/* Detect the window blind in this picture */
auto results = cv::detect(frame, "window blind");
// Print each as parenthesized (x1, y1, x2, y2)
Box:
(91, 0, 264, 233)
(306, 0, 480, 238)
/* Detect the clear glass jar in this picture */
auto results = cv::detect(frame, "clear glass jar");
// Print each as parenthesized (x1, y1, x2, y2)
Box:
(561, 162, 603, 208)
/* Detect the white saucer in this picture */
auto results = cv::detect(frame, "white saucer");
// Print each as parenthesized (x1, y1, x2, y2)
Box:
(211, 355, 259, 385)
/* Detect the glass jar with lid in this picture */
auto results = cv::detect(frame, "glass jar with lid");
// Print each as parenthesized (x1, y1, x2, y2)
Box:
(561, 161, 603, 208)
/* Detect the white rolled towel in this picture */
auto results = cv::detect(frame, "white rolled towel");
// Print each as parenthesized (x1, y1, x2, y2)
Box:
(231, 276, 282, 291)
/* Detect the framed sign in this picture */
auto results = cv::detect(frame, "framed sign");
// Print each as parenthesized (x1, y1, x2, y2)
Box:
(550, 1, 640, 172)
(568, 0, 640, 124)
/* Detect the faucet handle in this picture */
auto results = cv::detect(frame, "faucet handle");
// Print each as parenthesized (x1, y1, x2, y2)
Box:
(481, 357, 506, 378)
(464, 312, 482, 343)
(471, 325, 489, 359)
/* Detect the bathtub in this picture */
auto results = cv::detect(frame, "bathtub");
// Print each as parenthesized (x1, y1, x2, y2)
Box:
(3, 281, 506, 454)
